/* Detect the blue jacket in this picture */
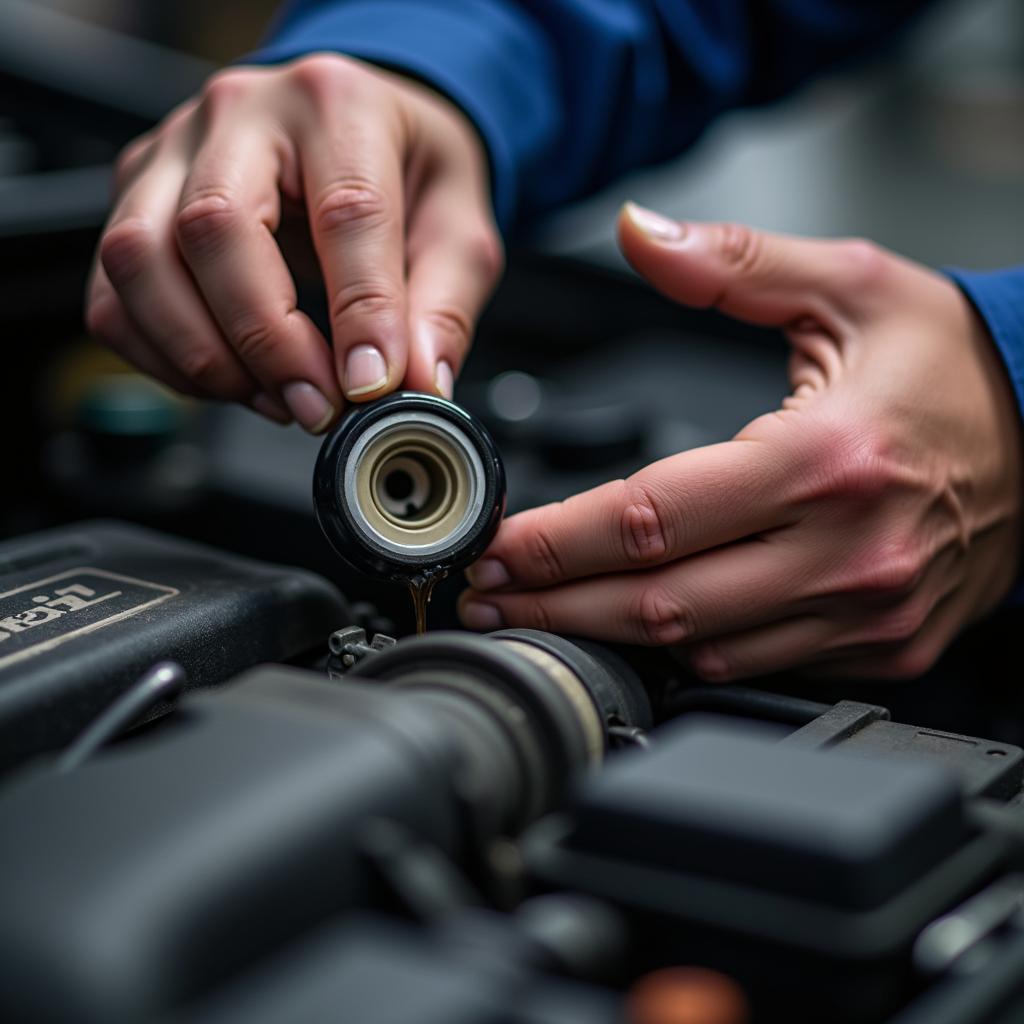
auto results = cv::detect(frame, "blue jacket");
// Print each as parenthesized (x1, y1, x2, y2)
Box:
(253, 0, 1024, 439)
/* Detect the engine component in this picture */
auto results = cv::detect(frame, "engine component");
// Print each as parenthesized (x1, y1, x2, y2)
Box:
(0, 634, 649, 1022)
(524, 715, 1009, 1023)
(313, 392, 505, 581)
(0, 667, 466, 1022)
(353, 630, 642, 834)
(331, 627, 653, 829)
(669, 691, 1024, 801)
(551, 715, 968, 907)
(0, 520, 348, 773)
(339, 626, 652, 766)
(782, 700, 1024, 800)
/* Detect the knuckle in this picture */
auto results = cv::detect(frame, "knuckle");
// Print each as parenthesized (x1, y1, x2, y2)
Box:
(329, 285, 400, 329)
(312, 182, 389, 236)
(633, 586, 694, 646)
(691, 645, 734, 683)
(620, 481, 670, 564)
(200, 70, 253, 111)
(289, 53, 367, 101)
(229, 317, 280, 362)
(464, 227, 504, 286)
(422, 306, 473, 353)
(177, 345, 229, 388)
(176, 190, 242, 253)
(523, 597, 552, 634)
(717, 222, 763, 274)
(849, 539, 924, 600)
(527, 526, 566, 586)
(803, 414, 896, 502)
(841, 238, 887, 287)
(84, 295, 116, 340)
(99, 219, 156, 286)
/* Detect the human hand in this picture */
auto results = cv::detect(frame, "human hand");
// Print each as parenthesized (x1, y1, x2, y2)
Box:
(459, 206, 1023, 681)
(85, 54, 502, 431)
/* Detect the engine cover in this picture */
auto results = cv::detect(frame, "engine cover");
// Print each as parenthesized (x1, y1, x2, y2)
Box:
(0, 519, 347, 771)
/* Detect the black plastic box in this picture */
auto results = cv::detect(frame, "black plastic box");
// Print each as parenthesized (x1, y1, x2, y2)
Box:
(526, 716, 1007, 1022)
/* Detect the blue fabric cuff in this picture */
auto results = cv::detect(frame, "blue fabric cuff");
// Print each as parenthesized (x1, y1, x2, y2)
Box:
(245, 0, 559, 233)
(946, 265, 1024, 606)
(948, 267, 1024, 425)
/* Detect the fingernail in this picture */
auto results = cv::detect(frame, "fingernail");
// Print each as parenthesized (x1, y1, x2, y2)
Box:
(345, 344, 388, 398)
(250, 392, 292, 425)
(624, 201, 686, 243)
(460, 600, 504, 631)
(435, 359, 454, 400)
(282, 381, 335, 434)
(465, 558, 510, 591)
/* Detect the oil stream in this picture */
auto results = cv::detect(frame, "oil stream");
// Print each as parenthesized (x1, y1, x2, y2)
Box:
(406, 572, 445, 635)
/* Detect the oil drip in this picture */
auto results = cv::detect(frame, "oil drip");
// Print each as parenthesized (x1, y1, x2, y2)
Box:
(405, 568, 448, 635)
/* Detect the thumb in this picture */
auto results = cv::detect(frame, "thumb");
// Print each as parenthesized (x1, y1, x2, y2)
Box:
(618, 203, 880, 331)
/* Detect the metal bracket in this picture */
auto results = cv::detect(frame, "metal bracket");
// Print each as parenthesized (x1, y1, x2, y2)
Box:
(327, 625, 397, 678)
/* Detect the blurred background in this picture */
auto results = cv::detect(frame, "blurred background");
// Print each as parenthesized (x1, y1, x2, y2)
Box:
(1, 0, 1022, 695)
(14, 0, 1024, 266)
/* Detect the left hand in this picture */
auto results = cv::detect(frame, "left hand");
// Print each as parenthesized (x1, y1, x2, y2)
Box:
(85, 55, 502, 431)
(458, 205, 1023, 681)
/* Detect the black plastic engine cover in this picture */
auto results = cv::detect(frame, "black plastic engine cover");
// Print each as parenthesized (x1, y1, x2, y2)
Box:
(0, 520, 347, 771)
(0, 667, 463, 1023)
(525, 716, 1006, 1022)
(559, 715, 967, 911)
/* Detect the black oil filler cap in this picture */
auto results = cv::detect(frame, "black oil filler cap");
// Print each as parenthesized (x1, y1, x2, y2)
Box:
(313, 392, 505, 580)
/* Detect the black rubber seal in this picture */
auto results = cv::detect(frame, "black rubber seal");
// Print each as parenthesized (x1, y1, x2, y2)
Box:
(313, 393, 506, 580)
(489, 629, 652, 732)
(352, 632, 590, 820)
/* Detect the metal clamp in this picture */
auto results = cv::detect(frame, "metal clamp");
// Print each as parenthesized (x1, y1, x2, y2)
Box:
(327, 626, 398, 678)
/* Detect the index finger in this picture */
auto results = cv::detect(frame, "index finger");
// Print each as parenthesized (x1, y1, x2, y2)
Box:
(176, 125, 342, 431)
(299, 81, 408, 402)
(467, 437, 796, 591)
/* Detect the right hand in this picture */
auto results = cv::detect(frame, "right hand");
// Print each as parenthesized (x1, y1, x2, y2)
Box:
(85, 54, 503, 431)
(461, 210, 1023, 682)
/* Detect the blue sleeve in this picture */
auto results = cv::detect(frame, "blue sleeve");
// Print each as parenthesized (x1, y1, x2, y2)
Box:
(946, 266, 1024, 446)
(947, 266, 1024, 441)
(250, 0, 935, 232)
(947, 267, 1024, 604)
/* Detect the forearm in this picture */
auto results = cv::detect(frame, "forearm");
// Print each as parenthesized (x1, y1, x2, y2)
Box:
(253, 0, 936, 230)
